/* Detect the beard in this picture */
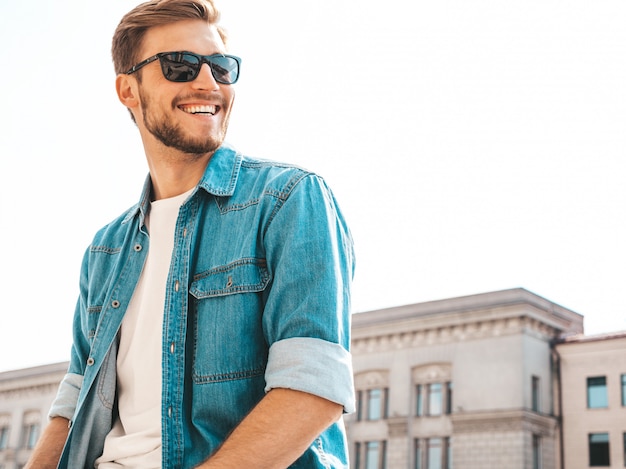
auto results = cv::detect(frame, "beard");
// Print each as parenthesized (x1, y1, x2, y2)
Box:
(139, 88, 230, 156)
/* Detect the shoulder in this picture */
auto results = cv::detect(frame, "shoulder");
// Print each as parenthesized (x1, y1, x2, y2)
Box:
(236, 154, 327, 200)
(89, 204, 140, 249)
(240, 154, 311, 180)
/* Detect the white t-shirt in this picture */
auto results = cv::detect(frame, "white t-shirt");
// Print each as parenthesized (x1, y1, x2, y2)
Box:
(96, 189, 192, 468)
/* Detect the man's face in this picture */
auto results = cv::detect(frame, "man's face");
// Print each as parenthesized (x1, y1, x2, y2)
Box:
(133, 20, 235, 156)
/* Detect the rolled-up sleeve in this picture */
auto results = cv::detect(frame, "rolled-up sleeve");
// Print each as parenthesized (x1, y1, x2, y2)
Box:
(265, 337, 355, 413)
(261, 172, 356, 414)
(48, 372, 83, 421)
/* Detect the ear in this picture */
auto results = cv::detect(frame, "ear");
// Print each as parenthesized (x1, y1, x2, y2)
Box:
(116, 74, 140, 110)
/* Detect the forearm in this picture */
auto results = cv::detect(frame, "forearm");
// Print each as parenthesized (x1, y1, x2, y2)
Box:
(197, 388, 343, 469)
(24, 416, 69, 469)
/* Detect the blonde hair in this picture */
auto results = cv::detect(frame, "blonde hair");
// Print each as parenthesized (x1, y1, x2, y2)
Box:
(111, 0, 227, 76)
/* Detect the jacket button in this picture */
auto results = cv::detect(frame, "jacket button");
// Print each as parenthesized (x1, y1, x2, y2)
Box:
(86, 357, 95, 366)
(112, 300, 121, 308)
(134, 244, 142, 252)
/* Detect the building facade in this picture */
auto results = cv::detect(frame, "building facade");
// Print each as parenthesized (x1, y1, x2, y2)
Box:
(0, 361, 67, 469)
(557, 332, 626, 469)
(0, 288, 624, 468)
(346, 288, 588, 469)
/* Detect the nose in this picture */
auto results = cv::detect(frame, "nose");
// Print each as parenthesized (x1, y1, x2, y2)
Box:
(192, 62, 219, 91)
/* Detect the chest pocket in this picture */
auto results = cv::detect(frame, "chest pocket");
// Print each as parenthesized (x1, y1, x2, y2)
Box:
(189, 258, 271, 384)
(190, 258, 270, 298)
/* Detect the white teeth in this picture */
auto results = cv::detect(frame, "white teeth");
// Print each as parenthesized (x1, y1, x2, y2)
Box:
(180, 105, 217, 115)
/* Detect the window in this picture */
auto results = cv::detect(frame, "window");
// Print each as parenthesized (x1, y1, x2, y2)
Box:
(355, 441, 387, 469)
(354, 371, 390, 423)
(428, 438, 443, 468)
(0, 414, 9, 451)
(415, 438, 451, 469)
(429, 384, 443, 416)
(587, 377, 608, 409)
(416, 382, 452, 417)
(413, 364, 452, 418)
(589, 433, 610, 467)
(367, 389, 381, 420)
(621, 374, 626, 407)
(367, 388, 388, 421)
(532, 376, 540, 412)
(356, 388, 389, 421)
(366, 441, 386, 469)
(20, 411, 40, 450)
(532, 434, 542, 469)
(415, 439, 423, 469)
(416, 384, 424, 417)
(21, 423, 39, 449)
(0, 426, 8, 450)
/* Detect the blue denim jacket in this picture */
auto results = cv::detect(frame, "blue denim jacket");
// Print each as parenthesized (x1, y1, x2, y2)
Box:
(49, 144, 356, 468)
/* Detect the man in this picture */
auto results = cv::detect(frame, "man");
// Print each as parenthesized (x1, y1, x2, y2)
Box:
(25, 0, 355, 467)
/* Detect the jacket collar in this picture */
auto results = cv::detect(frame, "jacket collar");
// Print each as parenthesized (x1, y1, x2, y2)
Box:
(196, 143, 242, 197)
(123, 143, 242, 225)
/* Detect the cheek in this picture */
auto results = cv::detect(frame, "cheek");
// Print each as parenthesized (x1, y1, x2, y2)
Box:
(225, 90, 236, 111)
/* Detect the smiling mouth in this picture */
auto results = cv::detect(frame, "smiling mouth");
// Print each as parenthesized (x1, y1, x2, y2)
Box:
(178, 104, 218, 116)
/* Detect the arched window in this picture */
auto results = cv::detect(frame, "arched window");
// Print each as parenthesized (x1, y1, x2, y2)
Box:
(354, 370, 390, 422)
(0, 414, 10, 450)
(413, 364, 452, 417)
(21, 411, 41, 449)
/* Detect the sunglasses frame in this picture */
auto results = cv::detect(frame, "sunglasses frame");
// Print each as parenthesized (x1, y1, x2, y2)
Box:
(126, 51, 241, 84)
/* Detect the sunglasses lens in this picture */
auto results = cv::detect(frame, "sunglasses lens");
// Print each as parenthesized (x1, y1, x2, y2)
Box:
(159, 53, 240, 84)
(209, 56, 240, 84)
(160, 53, 201, 82)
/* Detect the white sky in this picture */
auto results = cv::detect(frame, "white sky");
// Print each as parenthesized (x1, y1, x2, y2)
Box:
(1, 1, 625, 372)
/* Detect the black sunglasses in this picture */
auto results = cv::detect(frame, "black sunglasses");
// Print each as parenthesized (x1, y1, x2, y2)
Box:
(126, 51, 241, 84)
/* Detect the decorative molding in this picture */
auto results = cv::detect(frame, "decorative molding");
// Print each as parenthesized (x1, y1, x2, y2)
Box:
(351, 289, 585, 356)
(352, 288, 583, 332)
(451, 409, 558, 436)
(412, 363, 452, 382)
(352, 315, 561, 354)
(23, 410, 41, 425)
(0, 448, 17, 463)
(387, 417, 408, 437)
(0, 382, 59, 401)
(354, 370, 389, 389)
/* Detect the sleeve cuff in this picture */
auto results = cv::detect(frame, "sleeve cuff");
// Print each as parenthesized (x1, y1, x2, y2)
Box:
(265, 337, 355, 414)
(48, 372, 83, 421)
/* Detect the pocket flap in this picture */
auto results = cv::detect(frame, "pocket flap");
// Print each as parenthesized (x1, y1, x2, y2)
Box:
(190, 258, 270, 299)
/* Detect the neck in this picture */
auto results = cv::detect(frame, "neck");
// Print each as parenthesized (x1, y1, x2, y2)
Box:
(145, 146, 214, 200)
